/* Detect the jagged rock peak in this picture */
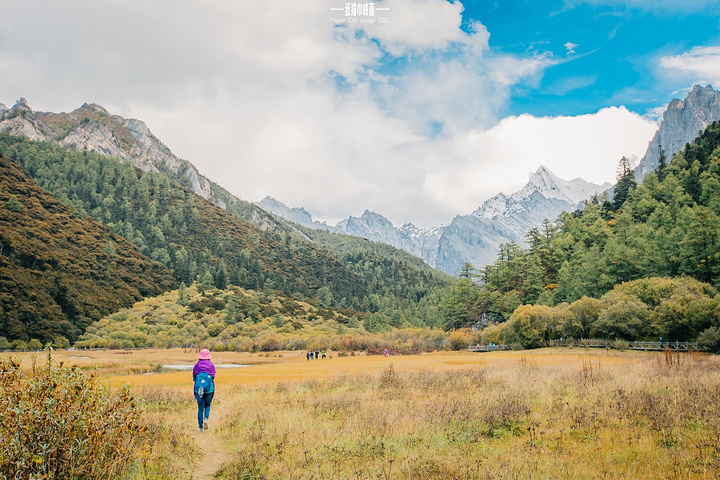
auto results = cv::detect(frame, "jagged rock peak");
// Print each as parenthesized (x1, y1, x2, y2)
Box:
(15, 98, 30, 109)
(526, 165, 559, 192)
(473, 165, 610, 219)
(399, 222, 435, 238)
(360, 210, 389, 220)
(256, 196, 334, 232)
(343, 211, 396, 231)
(635, 84, 720, 181)
(260, 195, 280, 205)
(266, 197, 311, 217)
(259, 196, 310, 215)
(76, 103, 110, 115)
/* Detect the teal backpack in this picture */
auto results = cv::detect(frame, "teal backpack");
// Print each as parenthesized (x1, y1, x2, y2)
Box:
(194, 371, 215, 397)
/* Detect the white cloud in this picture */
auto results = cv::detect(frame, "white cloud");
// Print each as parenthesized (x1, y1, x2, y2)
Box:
(0, 0, 657, 229)
(564, 42, 579, 54)
(644, 105, 667, 123)
(420, 107, 659, 219)
(358, 0, 470, 55)
(660, 46, 720, 85)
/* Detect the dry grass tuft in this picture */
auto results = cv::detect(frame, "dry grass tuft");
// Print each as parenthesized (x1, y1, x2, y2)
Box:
(0, 354, 144, 479)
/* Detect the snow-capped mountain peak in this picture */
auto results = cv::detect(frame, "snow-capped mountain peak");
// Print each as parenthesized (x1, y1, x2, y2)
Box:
(474, 166, 610, 219)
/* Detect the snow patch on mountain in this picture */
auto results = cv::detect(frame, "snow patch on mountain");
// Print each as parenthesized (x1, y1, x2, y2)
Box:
(474, 165, 611, 219)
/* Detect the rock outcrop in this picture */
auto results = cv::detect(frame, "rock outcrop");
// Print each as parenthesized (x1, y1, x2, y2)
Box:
(636, 85, 720, 181)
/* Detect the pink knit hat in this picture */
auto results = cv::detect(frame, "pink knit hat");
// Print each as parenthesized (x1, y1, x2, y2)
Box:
(198, 349, 212, 360)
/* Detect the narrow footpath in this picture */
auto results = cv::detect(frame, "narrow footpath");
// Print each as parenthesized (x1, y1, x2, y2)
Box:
(189, 398, 233, 479)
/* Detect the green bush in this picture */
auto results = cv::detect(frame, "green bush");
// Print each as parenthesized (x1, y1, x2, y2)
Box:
(698, 326, 720, 353)
(0, 355, 145, 478)
(502, 304, 553, 348)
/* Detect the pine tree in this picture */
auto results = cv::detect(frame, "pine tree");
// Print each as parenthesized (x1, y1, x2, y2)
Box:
(614, 156, 637, 210)
(459, 262, 476, 280)
(5, 195, 22, 213)
(177, 282, 189, 306)
(656, 144, 668, 182)
(441, 276, 480, 330)
(316, 286, 334, 307)
(214, 261, 228, 290)
(224, 295, 238, 324)
(228, 269, 241, 287)
(199, 270, 214, 287)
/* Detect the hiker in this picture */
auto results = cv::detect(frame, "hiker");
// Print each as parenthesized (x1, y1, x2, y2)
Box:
(306, 351, 310, 361)
(309, 351, 314, 360)
(383, 347, 388, 357)
(193, 348, 216, 432)
(321, 349, 326, 359)
(315, 350, 320, 360)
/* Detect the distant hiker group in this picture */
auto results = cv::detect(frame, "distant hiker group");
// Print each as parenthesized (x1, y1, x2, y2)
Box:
(306, 350, 326, 360)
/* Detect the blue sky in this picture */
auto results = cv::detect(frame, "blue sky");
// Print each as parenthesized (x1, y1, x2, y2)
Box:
(1, 0, 719, 227)
(466, 0, 720, 117)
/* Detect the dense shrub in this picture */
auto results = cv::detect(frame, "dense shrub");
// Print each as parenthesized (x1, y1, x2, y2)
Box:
(698, 326, 720, 353)
(485, 276, 720, 347)
(592, 297, 649, 340)
(502, 305, 554, 348)
(0, 354, 145, 479)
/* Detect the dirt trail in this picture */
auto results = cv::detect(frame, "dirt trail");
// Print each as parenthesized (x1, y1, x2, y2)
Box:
(189, 398, 234, 479)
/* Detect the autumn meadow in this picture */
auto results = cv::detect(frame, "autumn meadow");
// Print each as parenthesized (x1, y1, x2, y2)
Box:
(3, 347, 720, 479)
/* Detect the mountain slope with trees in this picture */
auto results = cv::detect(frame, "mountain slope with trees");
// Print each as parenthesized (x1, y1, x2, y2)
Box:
(0, 135, 362, 297)
(73, 282, 461, 353)
(0, 156, 175, 345)
(442, 121, 720, 349)
(0, 99, 284, 231)
(0, 134, 451, 344)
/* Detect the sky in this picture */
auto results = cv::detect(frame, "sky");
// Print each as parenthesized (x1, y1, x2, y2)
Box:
(1, 0, 720, 228)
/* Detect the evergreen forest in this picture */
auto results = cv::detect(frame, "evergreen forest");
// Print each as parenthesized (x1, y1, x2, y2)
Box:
(0, 134, 450, 345)
(442, 121, 720, 351)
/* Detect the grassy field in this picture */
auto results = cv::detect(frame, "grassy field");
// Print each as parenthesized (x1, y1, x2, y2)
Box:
(7, 348, 720, 479)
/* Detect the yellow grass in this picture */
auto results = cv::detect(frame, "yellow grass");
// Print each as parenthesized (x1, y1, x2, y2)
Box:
(7, 348, 720, 479)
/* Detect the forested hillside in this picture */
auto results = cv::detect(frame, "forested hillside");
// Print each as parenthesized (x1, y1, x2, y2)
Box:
(0, 134, 450, 344)
(298, 225, 451, 327)
(0, 156, 175, 345)
(74, 282, 456, 352)
(444, 121, 720, 349)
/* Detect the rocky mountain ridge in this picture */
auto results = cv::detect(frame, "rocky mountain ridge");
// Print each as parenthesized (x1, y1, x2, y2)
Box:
(635, 84, 720, 181)
(259, 166, 610, 275)
(10, 85, 715, 278)
(0, 98, 282, 230)
(257, 196, 338, 232)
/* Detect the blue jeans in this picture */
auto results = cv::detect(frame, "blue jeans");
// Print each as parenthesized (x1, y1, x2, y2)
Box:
(196, 391, 214, 428)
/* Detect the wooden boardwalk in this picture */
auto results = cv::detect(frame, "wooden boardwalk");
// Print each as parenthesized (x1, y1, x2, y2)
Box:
(547, 339, 705, 351)
(469, 339, 706, 352)
(468, 344, 512, 352)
